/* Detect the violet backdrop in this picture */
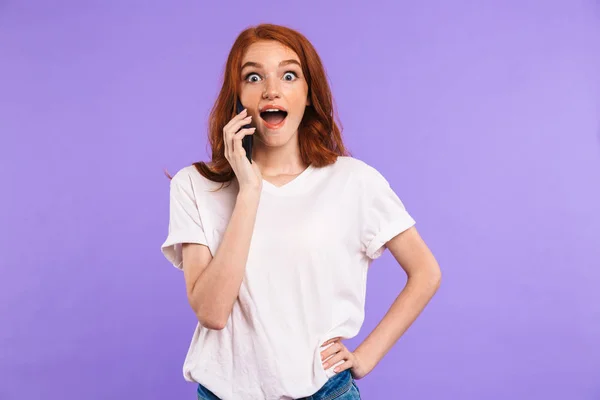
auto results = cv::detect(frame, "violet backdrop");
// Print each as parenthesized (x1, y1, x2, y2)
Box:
(1, 1, 599, 399)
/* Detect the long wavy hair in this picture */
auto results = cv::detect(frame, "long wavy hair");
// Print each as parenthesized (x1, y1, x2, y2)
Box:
(167, 23, 350, 188)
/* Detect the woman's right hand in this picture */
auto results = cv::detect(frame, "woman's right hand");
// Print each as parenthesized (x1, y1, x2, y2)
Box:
(223, 108, 262, 192)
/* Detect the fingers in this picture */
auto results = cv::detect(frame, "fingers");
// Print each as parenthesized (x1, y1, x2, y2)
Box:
(233, 127, 256, 155)
(321, 342, 350, 371)
(234, 115, 253, 133)
(320, 341, 342, 361)
(223, 111, 247, 157)
(225, 114, 253, 138)
(321, 337, 342, 347)
(223, 108, 248, 132)
(223, 113, 253, 160)
(331, 359, 352, 373)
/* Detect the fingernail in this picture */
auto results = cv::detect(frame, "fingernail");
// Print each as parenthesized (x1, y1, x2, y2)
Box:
(323, 362, 329, 368)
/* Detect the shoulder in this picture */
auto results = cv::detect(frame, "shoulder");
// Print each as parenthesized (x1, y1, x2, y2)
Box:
(325, 157, 399, 202)
(170, 165, 199, 182)
(169, 165, 238, 217)
(330, 156, 386, 183)
(169, 165, 224, 193)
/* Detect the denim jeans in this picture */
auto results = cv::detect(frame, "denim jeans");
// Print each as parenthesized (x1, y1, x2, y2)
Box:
(197, 370, 361, 400)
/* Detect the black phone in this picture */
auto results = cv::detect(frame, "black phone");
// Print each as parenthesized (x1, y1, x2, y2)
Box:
(236, 98, 253, 163)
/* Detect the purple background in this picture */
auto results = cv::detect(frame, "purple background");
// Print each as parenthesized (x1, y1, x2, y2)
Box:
(2, 1, 599, 399)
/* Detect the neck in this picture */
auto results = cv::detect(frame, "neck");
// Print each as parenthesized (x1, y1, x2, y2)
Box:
(252, 135, 307, 176)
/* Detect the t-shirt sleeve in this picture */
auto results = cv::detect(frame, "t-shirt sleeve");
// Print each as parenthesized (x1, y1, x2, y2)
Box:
(160, 171, 209, 270)
(360, 166, 416, 260)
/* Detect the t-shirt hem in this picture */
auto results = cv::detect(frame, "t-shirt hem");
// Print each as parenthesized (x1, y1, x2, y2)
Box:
(365, 214, 416, 259)
(161, 233, 209, 269)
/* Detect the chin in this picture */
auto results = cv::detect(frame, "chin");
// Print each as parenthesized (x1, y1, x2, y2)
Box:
(258, 127, 298, 146)
(260, 134, 293, 148)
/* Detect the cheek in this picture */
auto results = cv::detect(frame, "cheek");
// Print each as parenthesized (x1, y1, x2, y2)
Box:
(292, 102, 308, 122)
(287, 93, 309, 117)
(239, 86, 263, 104)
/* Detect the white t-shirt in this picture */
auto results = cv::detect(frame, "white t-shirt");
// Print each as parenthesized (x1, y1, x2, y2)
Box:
(161, 156, 415, 400)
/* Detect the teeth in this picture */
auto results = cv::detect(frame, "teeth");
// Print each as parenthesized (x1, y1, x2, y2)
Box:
(264, 109, 284, 112)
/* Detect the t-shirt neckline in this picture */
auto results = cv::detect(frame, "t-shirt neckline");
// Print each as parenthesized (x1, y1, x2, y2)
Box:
(261, 164, 315, 195)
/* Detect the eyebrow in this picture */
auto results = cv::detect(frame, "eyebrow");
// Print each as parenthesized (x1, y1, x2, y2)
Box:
(241, 59, 302, 71)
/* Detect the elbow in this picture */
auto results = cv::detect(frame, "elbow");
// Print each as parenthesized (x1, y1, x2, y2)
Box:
(187, 290, 230, 330)
(433, 270, 442, 291)
(411, 262, 442, 291)
(199, 316, 227, 331)
(431, 264, 442, 290)
(192, 304, 229, 331)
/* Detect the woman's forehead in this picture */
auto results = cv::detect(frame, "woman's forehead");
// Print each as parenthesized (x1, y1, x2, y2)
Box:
(242, 41, 300, 65)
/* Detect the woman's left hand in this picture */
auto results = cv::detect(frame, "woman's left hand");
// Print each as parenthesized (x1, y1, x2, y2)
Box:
(320, 338, 372, 380)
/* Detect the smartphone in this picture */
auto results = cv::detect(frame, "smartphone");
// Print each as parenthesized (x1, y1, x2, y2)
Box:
(236, 98, 253, 163)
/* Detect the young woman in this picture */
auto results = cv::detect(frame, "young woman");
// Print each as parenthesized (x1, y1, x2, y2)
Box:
(161, 23, 441, 400)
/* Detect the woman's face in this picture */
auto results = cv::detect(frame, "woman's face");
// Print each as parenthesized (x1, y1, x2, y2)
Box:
(239, 40, 310, 149)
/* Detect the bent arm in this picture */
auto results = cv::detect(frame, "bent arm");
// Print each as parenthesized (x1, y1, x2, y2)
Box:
(355, 226, 442, 373)
(182, 189, 261, 330)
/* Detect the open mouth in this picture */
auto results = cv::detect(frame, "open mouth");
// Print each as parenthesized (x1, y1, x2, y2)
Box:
(260, 110, 288, 128)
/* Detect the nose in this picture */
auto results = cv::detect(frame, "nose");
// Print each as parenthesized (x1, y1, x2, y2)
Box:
(262, 75, 281, 100)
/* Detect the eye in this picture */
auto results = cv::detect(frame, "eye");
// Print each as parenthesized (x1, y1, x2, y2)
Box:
(283, 71, 298, 81)
(245, 73, 261, 83)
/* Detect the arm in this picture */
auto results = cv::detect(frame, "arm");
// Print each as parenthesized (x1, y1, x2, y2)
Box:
(354, 226, 441, 375)
(181, 189, 261, 330)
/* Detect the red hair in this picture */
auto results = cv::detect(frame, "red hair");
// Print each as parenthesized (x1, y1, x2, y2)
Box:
(166, 23, 350, 187)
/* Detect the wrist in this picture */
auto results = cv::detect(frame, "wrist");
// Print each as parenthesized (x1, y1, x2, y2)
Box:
(237, 187, 261, 201)
(354, 346, 377, 372)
